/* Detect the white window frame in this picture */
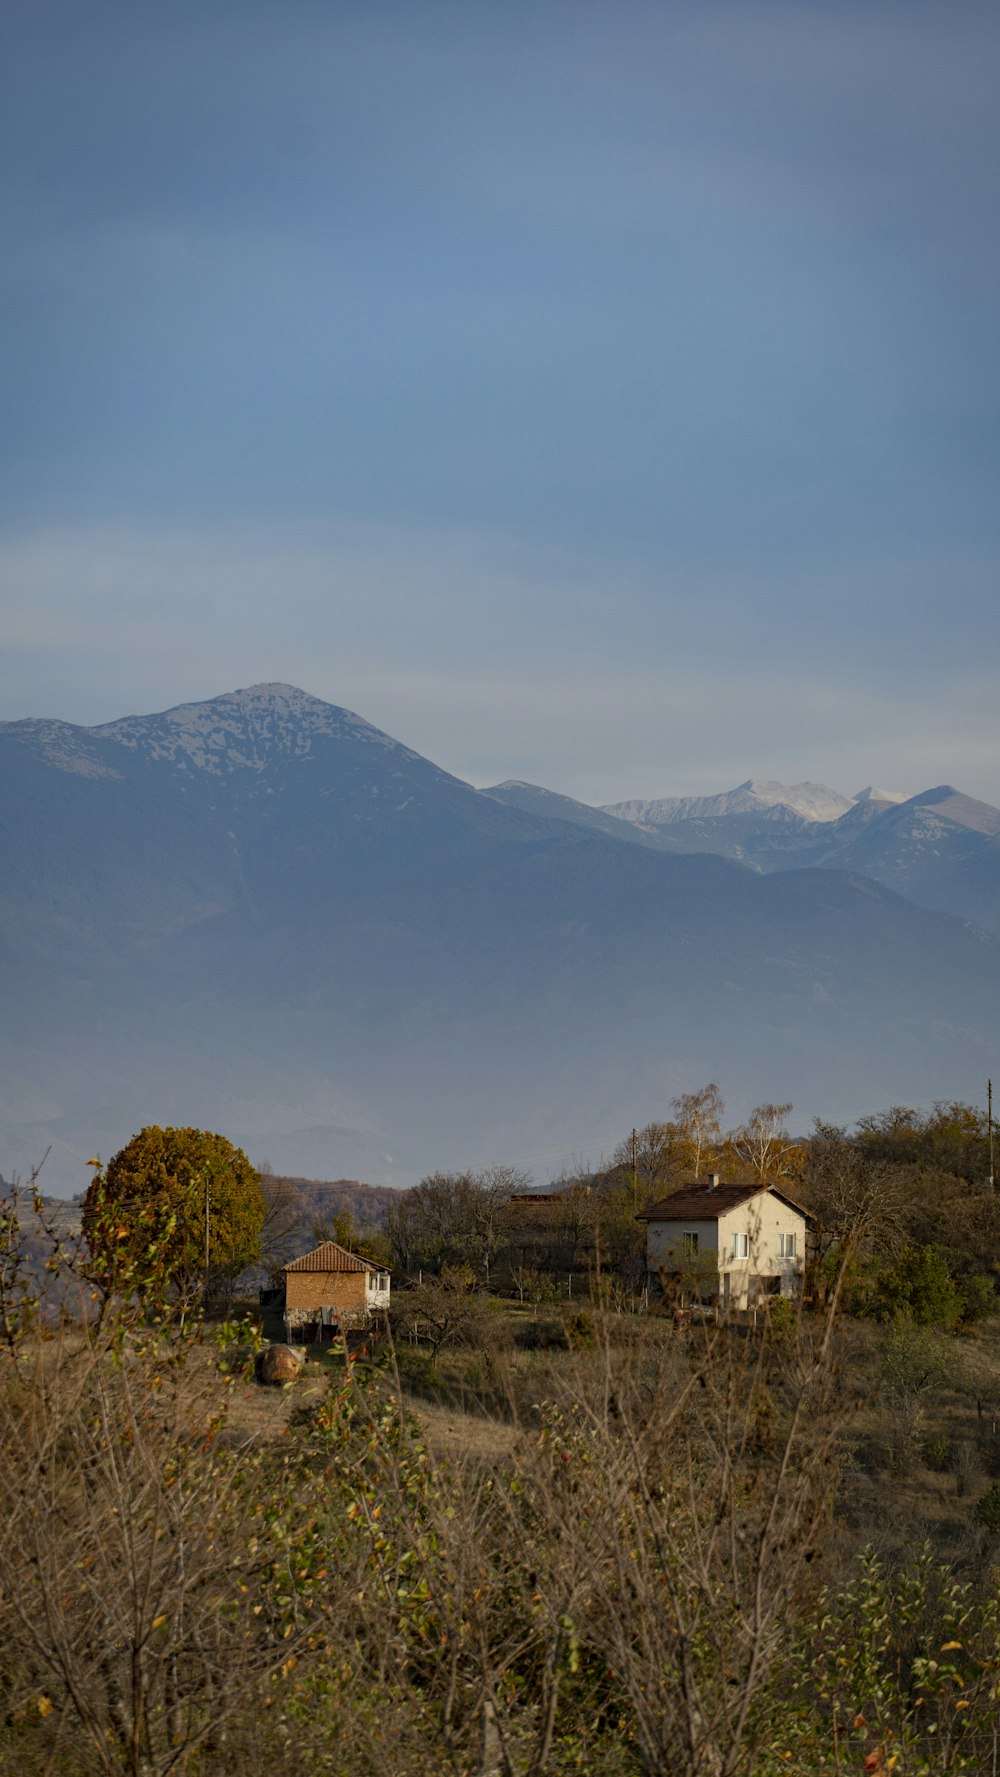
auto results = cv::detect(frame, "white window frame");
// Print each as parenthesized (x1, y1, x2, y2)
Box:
(730, 1232, 750, 1260)
(778, 1232, 797, 1259)
(681, 1231, 699, 1258)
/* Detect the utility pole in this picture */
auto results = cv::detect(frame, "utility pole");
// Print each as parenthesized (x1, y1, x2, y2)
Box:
(989, 1079, 995, 1191)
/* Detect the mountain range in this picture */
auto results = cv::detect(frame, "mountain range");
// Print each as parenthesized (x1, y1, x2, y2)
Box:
(2, 683, 997, 1192)
(488, 777, 1000, 936)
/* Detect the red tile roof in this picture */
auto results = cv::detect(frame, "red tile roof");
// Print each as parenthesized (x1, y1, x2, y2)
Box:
(636, 1182, 807, 1222)
(283, 1241, 385, 1274)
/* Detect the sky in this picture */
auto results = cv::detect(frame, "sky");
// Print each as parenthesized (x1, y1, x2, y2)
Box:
(2, 0, 998, 805)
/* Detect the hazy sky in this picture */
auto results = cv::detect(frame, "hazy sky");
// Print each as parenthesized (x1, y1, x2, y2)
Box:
(2, 0, 998, 803)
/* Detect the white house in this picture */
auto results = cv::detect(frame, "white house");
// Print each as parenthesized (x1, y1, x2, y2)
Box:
(636, 1175, 807, 1308)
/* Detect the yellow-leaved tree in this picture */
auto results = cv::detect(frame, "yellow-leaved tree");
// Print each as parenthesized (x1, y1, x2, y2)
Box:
(83, 1124, 264, 1308)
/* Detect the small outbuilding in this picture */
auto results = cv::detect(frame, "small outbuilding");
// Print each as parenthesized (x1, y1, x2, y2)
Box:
(636, 1174, 807, 1309)
(280, 1241, 391, 1342)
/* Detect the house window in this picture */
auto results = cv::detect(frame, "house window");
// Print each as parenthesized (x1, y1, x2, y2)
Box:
(779, 1232, 797, 1259)
(681, 1232, 699, 1258)
(730, 1232, 749, 1259)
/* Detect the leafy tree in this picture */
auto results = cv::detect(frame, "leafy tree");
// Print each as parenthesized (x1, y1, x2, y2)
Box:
(876, 1244, 962, 1328)
(855, 1100, 990, 1186)
(309, 1204, 393, 1270)
(83, 1125, 264, 1304)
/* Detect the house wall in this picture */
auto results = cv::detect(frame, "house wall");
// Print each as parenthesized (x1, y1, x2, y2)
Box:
(365, 1273, 391, 1309)
(717, 1198, 804, 1306)
(646, 1217, 719, 1281)
(645, 1195, 806, 1307)
(285, 1269, 368, 1329)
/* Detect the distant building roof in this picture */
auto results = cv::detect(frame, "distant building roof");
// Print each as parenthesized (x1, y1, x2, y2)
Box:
(636, 1181, 808, 1223)
(509, 1190, 572, 1215)
(283, 1240, 386, 1275)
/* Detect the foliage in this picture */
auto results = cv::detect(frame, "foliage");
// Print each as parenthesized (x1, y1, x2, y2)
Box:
(311, 1204, 393, 1269)
(924, 1433, 954, 1473)
(83, 1125, 264, 1305)
(562, 1308, 596, 1349)
(957, 1272, 996, 1324)
(876, 1245, 962, 1328)
(777, 1546, 1000, 1775)
(609, 1118, 698, 1201)
(880, 1318, 950, 1408)
(974, 1479, 1000, 1536)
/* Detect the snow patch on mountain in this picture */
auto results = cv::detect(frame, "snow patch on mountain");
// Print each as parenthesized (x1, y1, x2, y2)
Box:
(853, 786, 907, 806)
(605, 779, 854, 826)
(0, 683, 450, 784)
(93, 683, 387, 774)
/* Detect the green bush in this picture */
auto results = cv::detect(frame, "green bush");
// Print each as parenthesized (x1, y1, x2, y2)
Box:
(958, 1273, 995, 1325)
(563, 1309, 596, 1350)
(924, 1433, 954, 1473)
(974, 1479, 1000, 1535)
(875, 1244, 961, 1328)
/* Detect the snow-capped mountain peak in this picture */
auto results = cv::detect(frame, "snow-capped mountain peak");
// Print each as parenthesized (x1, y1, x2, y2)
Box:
(604, 779, 853, 827)
(89, 683, 416, 777)
(852, 786, 907, 806)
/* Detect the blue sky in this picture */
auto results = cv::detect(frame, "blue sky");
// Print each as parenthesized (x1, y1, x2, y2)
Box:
(2, 0, 998, 802)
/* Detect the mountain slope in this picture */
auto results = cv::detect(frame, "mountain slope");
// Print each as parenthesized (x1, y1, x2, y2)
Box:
(483, 780, 668, 848)
(2, 687, 997, 1190)
(809, 787, 1000, 933)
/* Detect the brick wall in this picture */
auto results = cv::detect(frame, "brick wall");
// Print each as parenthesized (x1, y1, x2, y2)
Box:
(285, 1270, 367, 1314)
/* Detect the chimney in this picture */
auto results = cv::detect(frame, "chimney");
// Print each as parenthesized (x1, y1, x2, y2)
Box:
(706, 1172, 720, 1191)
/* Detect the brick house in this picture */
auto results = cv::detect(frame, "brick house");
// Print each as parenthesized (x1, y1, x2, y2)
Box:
(281, 1241, 391, 1341)
(636, 1175, 807, 1308)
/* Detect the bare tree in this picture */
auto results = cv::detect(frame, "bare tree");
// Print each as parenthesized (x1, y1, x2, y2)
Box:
(729, 1100, 800, 1182)
(803, 1126, 910, 1271)
(0, 1318, 323, 1775)
(610, 1119, 695, 1202)
(258, 1167, 304, 1273)
(672, 1083, 725, 1178)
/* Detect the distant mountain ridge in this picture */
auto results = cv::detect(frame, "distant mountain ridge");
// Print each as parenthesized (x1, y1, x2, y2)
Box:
(2, 687, 998, 1191)
(598, 777, 1000, 933)
(607, 779, 856, 825)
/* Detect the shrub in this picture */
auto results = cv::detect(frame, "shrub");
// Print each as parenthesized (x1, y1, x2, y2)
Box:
(876, 1245, 961, 1328)
(975, 1479, 1000, 1535)
(924, 1433, 954, 1473)
(957, 1273, 995, 1325)
(564, 1309, 596, 1350)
